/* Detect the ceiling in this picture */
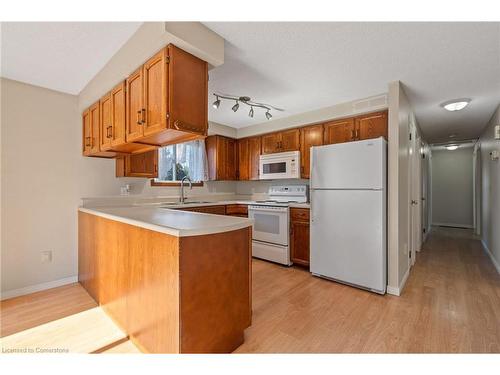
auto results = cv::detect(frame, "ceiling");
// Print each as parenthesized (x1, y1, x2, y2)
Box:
(204, 22, 500, 142)
(1, 22, 142, 95)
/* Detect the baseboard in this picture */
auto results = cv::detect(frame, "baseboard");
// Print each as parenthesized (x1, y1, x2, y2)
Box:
(386, 267, 410, 296)
(432, 222, 473, 229)
(0, 276, 78, 301)
(481, 240, 500, 274)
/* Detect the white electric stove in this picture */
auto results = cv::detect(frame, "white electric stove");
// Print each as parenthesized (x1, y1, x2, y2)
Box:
(248, 185, 308, 266)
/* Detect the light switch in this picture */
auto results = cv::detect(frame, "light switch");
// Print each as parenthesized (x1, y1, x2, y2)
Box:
(491, 150, 499, 161)
(495, 125, 500, 140)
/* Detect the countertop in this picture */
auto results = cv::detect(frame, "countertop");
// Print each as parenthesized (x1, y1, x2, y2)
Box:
(79, 206, 253, 238)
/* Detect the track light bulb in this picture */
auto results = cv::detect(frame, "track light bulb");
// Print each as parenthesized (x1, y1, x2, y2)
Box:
(232, 101, 239, 112)
(265, 111, 272, 120)
(249, 106, 254, 118)
(212, 96, 220, 109)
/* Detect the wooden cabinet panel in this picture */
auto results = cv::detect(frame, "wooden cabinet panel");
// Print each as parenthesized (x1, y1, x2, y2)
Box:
(167, 45, 208, 136)
(226, 138, 237, 180)
(290, 208, 310, 267)
(237, 138, 249, 181)
(280, 128, 300, 152)
(261, 133, 280, 154)
(300, 124, 323, 178)
(324, 118, 355, 145)
(99, 92, 112, 151)
(116, 150, 158, 178)
(89, 102, 100, 154)
(111, 81, 126, 146)
(356, 110, 388, 140)
(82, 109, 91, 155)
(126, 67, 144, 142)
(181, 205, 226, 215)
(225, 204, 248, 217)
(248, 136, 261, 180)
(143, 48, 167, 137)
(206, 135, 237, 181)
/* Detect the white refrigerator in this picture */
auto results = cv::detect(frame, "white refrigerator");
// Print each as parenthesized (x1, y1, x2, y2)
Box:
(310, 137, 387, 294)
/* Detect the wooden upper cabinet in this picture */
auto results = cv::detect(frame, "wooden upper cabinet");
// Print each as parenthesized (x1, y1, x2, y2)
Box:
(116, 150, 158, 178)
(237, 138, 249, 181)
(143, 49, 167, 137)
(261, 133, 280, 154)
(280, 129, 300, 152)
(356, 110, 388, 140)
(206, 135, 237, 181)
(261, 129, 300, 154)
(238, 136, 261, 180)
(300, 124, 323, 178)
(110, 82, 126, 147)
(89, 102, 100, 154)
(99, 92, 112, 151)
(324, 117, 355, 145)
(248, 136, 261, 180)
(82, 110, 91, 155)
(126, 67, 144, 143)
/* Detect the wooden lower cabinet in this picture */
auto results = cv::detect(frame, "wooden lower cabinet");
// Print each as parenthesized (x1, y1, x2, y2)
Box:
(78, 211, 252, 353)
(180, 205, 226, 215)
(290, 208, 310, 267)
(225, 204, 248, 217)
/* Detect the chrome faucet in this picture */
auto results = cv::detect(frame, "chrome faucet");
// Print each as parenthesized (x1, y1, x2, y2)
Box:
(179, 176, 192, 204)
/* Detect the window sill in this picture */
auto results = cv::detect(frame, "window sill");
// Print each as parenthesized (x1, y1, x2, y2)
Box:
(150, 179, 204, 187)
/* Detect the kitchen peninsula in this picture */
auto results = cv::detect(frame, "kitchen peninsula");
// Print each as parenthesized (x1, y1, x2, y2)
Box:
(78, 206, 253, 353)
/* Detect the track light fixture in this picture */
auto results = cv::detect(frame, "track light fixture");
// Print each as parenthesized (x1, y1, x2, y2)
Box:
(211, 93, 283, 120)
(212, 95, 221, 109)
(232, 101, 239, 112)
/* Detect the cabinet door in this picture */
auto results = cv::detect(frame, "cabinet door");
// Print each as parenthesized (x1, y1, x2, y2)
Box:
(111, 81, 126, 146)
(280, 128, 300, 152)
(356, 111, 388, 140)
(82, 110, 91, 155)
(125, 150, 158, 178)
(290, 221, 310, 267)
(225, 137, 237, 180)
(248, 136, 261, 180)
(99, 92, 112, 151)
(261, 133, 280, 154)
(300, 125, 323, 178)
(89, 102, 100, 154)
(126, 67, 144, 142)
(237, 138, 249, 180)
(143, 48, 167, 137)
(323, 118, 355, 145)
(167, 45, 208, 136)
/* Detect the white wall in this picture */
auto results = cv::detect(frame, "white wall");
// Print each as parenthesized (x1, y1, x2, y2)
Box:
(431, 147, 474, 228)
(479, 104, 500, 272)
(387, 81, 421, 295)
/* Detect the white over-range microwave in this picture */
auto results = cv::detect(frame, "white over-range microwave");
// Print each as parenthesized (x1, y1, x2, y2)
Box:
(259, 151, 301, 180)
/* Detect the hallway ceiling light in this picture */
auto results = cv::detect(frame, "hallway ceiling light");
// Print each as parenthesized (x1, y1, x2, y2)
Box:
(441, 99, 471, 112)
(212, 93, 283, 120)
(446, 144, 459, 151)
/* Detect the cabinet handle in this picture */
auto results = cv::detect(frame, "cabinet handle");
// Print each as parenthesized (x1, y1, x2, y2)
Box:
(85, 137, 91, 147)
(141, 108, 146, 124)
(136, 110, 142, 125)
(351, 129, 355, 139)
(356, 129, 360, 139)
(106, 126, 112, 138)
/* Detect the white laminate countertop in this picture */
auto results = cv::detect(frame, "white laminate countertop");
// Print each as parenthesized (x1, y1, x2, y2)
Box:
(79, 206, 253, 238)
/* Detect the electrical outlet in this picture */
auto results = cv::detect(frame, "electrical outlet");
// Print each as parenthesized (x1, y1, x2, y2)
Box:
(41, 251, 52, 263)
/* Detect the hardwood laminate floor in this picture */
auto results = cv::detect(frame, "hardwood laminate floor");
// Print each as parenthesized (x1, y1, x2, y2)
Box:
(1, 227, 499, 353)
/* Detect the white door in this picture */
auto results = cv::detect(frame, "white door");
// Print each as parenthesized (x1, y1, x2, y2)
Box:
(310, 189, 386, 294)
(311, 138, 386, 190)
(408, 119, 422, 266)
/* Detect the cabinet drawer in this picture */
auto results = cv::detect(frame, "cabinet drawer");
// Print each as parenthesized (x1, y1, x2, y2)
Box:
(290, 208, 310, 222)
(225, 204, 248, 216)
(181, 205, 226, 215)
